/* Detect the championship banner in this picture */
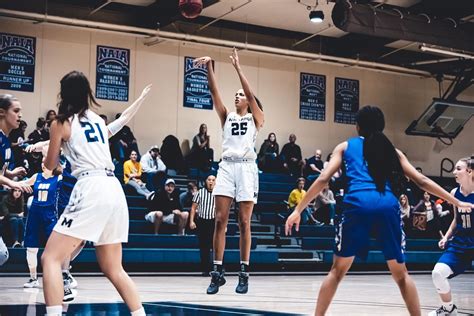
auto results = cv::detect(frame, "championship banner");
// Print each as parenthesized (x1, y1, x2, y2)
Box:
(0, 33, 36, 92)
(299, 72, 326, 121)
(96, 45, 130, 102)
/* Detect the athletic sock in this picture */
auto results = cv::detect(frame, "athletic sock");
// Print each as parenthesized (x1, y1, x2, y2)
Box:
(45, 305, 62, 316)
(240, 262, 249, 273)
(213, 261, 223, 273)
(442, 301, 454, 311)
(131, 306, 146, 316)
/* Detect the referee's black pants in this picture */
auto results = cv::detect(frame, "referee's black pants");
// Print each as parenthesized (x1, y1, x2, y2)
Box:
(196, 217, 215, 274)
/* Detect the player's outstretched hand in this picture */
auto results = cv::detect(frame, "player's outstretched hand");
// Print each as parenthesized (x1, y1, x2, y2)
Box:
(285, 210, 301, 236)
(193, 56, 211, 67)
(140, 84, 152, 100)
(438, 237, 448, 249)
(229, 47, 240, 68)
(457, 201, 473, 213)
(10, 181, 32, 194)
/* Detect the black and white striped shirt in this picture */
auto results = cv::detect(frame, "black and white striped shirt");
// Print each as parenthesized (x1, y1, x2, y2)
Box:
(192, 187, 215, 219)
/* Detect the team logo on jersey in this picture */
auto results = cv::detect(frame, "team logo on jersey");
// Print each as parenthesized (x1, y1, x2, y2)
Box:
(61, 217, 73, 228)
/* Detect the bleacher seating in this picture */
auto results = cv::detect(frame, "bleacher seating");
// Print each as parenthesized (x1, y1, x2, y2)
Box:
(2, 169, 471, 273)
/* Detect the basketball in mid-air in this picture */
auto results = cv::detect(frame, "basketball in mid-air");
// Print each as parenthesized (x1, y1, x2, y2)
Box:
(179, 0, 203, 19)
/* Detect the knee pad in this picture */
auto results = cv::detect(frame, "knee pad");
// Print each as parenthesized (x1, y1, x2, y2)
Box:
(0, 238, 8, 266)
(432, 263, 453, 294)
(26, 248, 39, 270)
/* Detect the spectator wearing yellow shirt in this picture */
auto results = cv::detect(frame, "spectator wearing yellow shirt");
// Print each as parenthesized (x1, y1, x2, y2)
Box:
(287, 178, 321, 225)
(123, 150, 154, 200)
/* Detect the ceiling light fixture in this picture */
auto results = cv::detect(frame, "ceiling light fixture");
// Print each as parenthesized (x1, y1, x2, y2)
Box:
(419, 45, 474, 60)
(309, 10, 324, 23)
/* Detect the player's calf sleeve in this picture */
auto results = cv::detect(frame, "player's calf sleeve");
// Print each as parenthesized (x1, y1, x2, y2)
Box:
(432, 263, 453, 294)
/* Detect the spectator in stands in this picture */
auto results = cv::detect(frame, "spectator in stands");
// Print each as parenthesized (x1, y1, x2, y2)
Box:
(28, 117, 49, 143)
(280, 134, 304, 177)
(140, 145, 166, 192)
(160, 135, 186, 175)
(0, 188, 25, 248)
(258, 132, 280, 173)
(180, 182, 198, 212)
(313, 184, 336, 225)
(412, 191, 441, 236)
(189, 175, 217, 275)
(145, 179, 189, 235)
(305, 149, 324, 182)
(399, 194, 412, 229)
(109, 113, 140, 163)
(123, 150, 154, 200)
(187, 123, 214, 172)
(9, 120, 28, 169)
(287, 178, 319, 225)
(45, 110, 56, 133)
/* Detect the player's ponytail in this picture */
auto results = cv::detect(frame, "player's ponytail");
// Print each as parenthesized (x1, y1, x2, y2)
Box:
(248, 95, 263, 113)
(56, 71, 100, 123)
(356, 105, 405, 195)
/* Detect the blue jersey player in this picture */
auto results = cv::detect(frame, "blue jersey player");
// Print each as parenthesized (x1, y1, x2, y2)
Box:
(285, 106, 474, 316)
(429, 156, 474, 316)
(22, 165, 62, 290)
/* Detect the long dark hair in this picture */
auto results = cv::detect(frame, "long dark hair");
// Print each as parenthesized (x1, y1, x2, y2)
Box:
(248, 95, 263, 113)
(56, 71, 100, 123)
(356, 105, 404, 194)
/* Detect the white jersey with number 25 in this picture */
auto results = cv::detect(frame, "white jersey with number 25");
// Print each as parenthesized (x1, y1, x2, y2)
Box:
(221, 112, 257, 160)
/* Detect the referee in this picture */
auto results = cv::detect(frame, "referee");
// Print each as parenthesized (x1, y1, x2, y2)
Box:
(189, 174, 216, 275)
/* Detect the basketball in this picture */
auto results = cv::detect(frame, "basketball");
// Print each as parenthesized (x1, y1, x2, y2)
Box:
(179, 0, 203, 19)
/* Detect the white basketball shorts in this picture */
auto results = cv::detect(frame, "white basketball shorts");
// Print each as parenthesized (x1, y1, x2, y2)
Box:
(213, 161, 258, 203)
(54, 174, 129, 245)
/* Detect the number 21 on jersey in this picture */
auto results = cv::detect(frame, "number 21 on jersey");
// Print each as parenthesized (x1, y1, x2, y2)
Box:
(81, 122, 105, 143)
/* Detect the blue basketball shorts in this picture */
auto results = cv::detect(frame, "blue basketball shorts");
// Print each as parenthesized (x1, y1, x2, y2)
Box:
(334, 190, 405, 263)
(24, 204, 57, 248)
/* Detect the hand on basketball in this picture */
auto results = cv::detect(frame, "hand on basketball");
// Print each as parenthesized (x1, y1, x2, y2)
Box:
(285, 210, 301, 236)
(140, 84, 152, 100)
(229, 48, 240, 68)
(193, 56, 211, 67)
(457, 201, 473, 213)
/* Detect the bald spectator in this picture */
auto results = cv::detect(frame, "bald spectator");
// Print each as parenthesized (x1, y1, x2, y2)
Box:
(280, 134, 304, 177)
(305, 149, 324, 182)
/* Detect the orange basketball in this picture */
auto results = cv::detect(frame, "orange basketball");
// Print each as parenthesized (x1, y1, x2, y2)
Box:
(179, 0, 203, 19)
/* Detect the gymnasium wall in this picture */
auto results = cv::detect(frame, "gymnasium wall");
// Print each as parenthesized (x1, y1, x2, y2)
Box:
(1, 19, 473, 176)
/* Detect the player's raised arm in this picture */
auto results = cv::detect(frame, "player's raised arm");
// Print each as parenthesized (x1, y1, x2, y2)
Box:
(230, 48, 264, 129)
(194, 56, 228, 127)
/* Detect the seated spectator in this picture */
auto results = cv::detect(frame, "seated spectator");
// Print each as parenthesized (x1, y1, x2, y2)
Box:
(109, 113, 140, 163)
(161, 135, 186, 175)
(9, 120, 29, 169)
(399, 194, 412, 228)
(305, 149, 324, 182)
(187, 123, 214, 172)
(280, 134, 304, 177)
(140, 145, 167, 191)
(2, 188, 25, 247)
(123, 150, 154, 200)
(412, 191, 441, 237)
(258, 132, 281, 173)
(145, 179, 189, 235)
(313, 184, 336, 225)
(28, 117, 49, 143)
(287, 178, 320, 225)
(45, 109, 56, 134)
(180, 182, 198, 212)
